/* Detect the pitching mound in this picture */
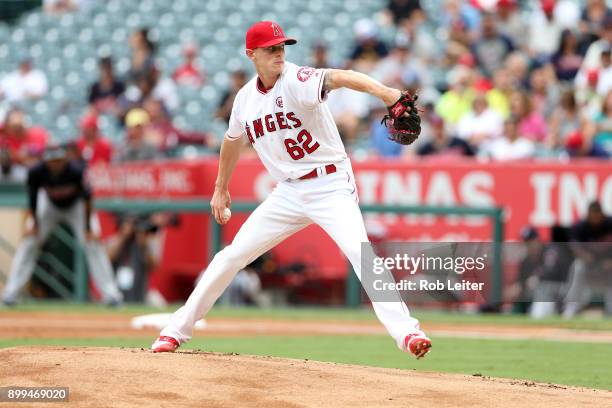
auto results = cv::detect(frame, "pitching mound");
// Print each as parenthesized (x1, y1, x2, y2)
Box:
(1, 347, 609, 408)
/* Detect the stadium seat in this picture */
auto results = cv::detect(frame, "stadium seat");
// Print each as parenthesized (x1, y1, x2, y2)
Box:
(1, 0, 390, 137)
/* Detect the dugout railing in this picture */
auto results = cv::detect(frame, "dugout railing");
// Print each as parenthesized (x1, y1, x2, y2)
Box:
(0, 185, 505, 306)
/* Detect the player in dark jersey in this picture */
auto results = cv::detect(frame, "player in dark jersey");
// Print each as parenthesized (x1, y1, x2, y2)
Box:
(2, 144, 122, 306)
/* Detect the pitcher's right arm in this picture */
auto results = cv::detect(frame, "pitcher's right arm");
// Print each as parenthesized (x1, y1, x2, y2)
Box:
(211, 136, 243, 224)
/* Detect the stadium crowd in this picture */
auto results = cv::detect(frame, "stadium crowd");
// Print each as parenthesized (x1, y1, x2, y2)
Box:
(1, 0, 612, 178)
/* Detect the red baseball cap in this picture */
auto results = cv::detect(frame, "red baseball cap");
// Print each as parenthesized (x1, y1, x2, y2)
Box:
(80, 114, 98, 131)
(246, 21, 296, 50)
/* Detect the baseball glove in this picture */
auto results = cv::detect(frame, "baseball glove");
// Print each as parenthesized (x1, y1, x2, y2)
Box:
(381, 91, 421, 145)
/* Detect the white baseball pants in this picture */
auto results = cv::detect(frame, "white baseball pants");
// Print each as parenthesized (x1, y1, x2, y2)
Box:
(2, 191, 122, 303)
(161, 168, 423, 351)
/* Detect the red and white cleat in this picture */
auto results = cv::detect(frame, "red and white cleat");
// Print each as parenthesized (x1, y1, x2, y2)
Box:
(151, 336, 180, 353)
(405, 333, 431, 359)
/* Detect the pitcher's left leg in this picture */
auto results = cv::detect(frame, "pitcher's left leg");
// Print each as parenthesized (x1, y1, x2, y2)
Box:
(307, 192, 428, 356)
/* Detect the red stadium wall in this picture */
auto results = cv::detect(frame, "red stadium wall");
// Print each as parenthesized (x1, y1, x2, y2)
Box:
(88, 158, 612, 301)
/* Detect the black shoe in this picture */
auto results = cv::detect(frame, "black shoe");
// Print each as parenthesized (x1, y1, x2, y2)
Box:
(2, 298, 17, 307)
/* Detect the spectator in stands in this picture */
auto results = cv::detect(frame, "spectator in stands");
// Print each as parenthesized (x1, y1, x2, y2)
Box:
(143, 98, 173, 145)
(417, 113, 474, 157)
(563, 201, 612, 318)
(480, 116, 535, 161)
(576, 70, 604, 118)
(593, 46, 612, 97)
(575, 16, 612, 104)
(149, 67, 179, 113)
(88, 56, 126, 115)
(397, 6, 441, 63)
(350, 19, 389, 71)
(369, 106, 404, 158)
(495, 0, 527, 50)
(456, 91, 504, 149)
(144, 98, 210, 151)
(436, 65, 475, 125)
(551, 29, 584, 82)
(442, 6, 474, 50)
(123, 67, 179, 117)
(471, 12, 514, 78)
(554, 0, 582, 31)
(308, 42, 332, 69)
(0, 108, 49, 166)
(578, 0, 612, 52)
(0, 149, 27, 183)
(215, 70, 248, 125)
(509, 90, 548, 144)
(528, 0, 562, 61)
(530, 225, 574, 319)
(373, 37, 410, 86)
(128, 28, 156, 83)
(172, 42, 205, 88)
(439, 0, 481, 41)
(75, 114, 113, 165)
(486, 68, 513, 118)
(548, 90, 588, 156)
(0, 57, 48, 104)
(504, 51, 530, 90)
(88, 57, 125, 115)
(383, 0, 422, 25)
(582, 89, 612, 157)
(529, 65, 560, 119)
(43, 0, 91, 14)
(115, 108, 160, 162)
(142, 98, 182, 151)
(120, 74, 156, 115)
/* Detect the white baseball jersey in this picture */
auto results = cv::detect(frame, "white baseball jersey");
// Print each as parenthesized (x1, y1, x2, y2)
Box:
(226, 62, 348, 181)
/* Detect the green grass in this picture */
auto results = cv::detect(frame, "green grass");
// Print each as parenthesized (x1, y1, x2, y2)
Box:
(3, 303, 612, 390)
(6, 301, 612, 331)
(1, 335, 611, 391)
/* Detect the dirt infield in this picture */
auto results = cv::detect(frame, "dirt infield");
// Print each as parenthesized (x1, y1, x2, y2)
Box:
(0, 346, 609, 408)
(2, 311, 612, 343)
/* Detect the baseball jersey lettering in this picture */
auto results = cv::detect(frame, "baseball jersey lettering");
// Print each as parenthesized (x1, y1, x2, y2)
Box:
(253, 119, 264, 138)
(284, 138, 305, 160)
(285, 112, 301, 128)
(264, 114, 276, 132)
(245, 125, 255, 144)
(245, 111, 301, 141)
(276, 112, 288, 130)
(226, 62, 347, 180)
(297, 129, 320, 153)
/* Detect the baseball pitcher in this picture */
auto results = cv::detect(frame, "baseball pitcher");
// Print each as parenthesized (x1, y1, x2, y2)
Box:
(152, 21, 430, 358)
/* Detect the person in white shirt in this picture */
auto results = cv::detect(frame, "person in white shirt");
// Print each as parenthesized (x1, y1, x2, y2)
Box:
(481, 116, 535, 161)
(456, 92, 504, 149)
(528, 1, 562, 59)
(575, 17, 612, 106)
(151, 21, 431, 359)
(0, 58, 48, 103)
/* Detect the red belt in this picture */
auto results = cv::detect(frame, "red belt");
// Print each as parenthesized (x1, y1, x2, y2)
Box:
(298, 164, 337, 180)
